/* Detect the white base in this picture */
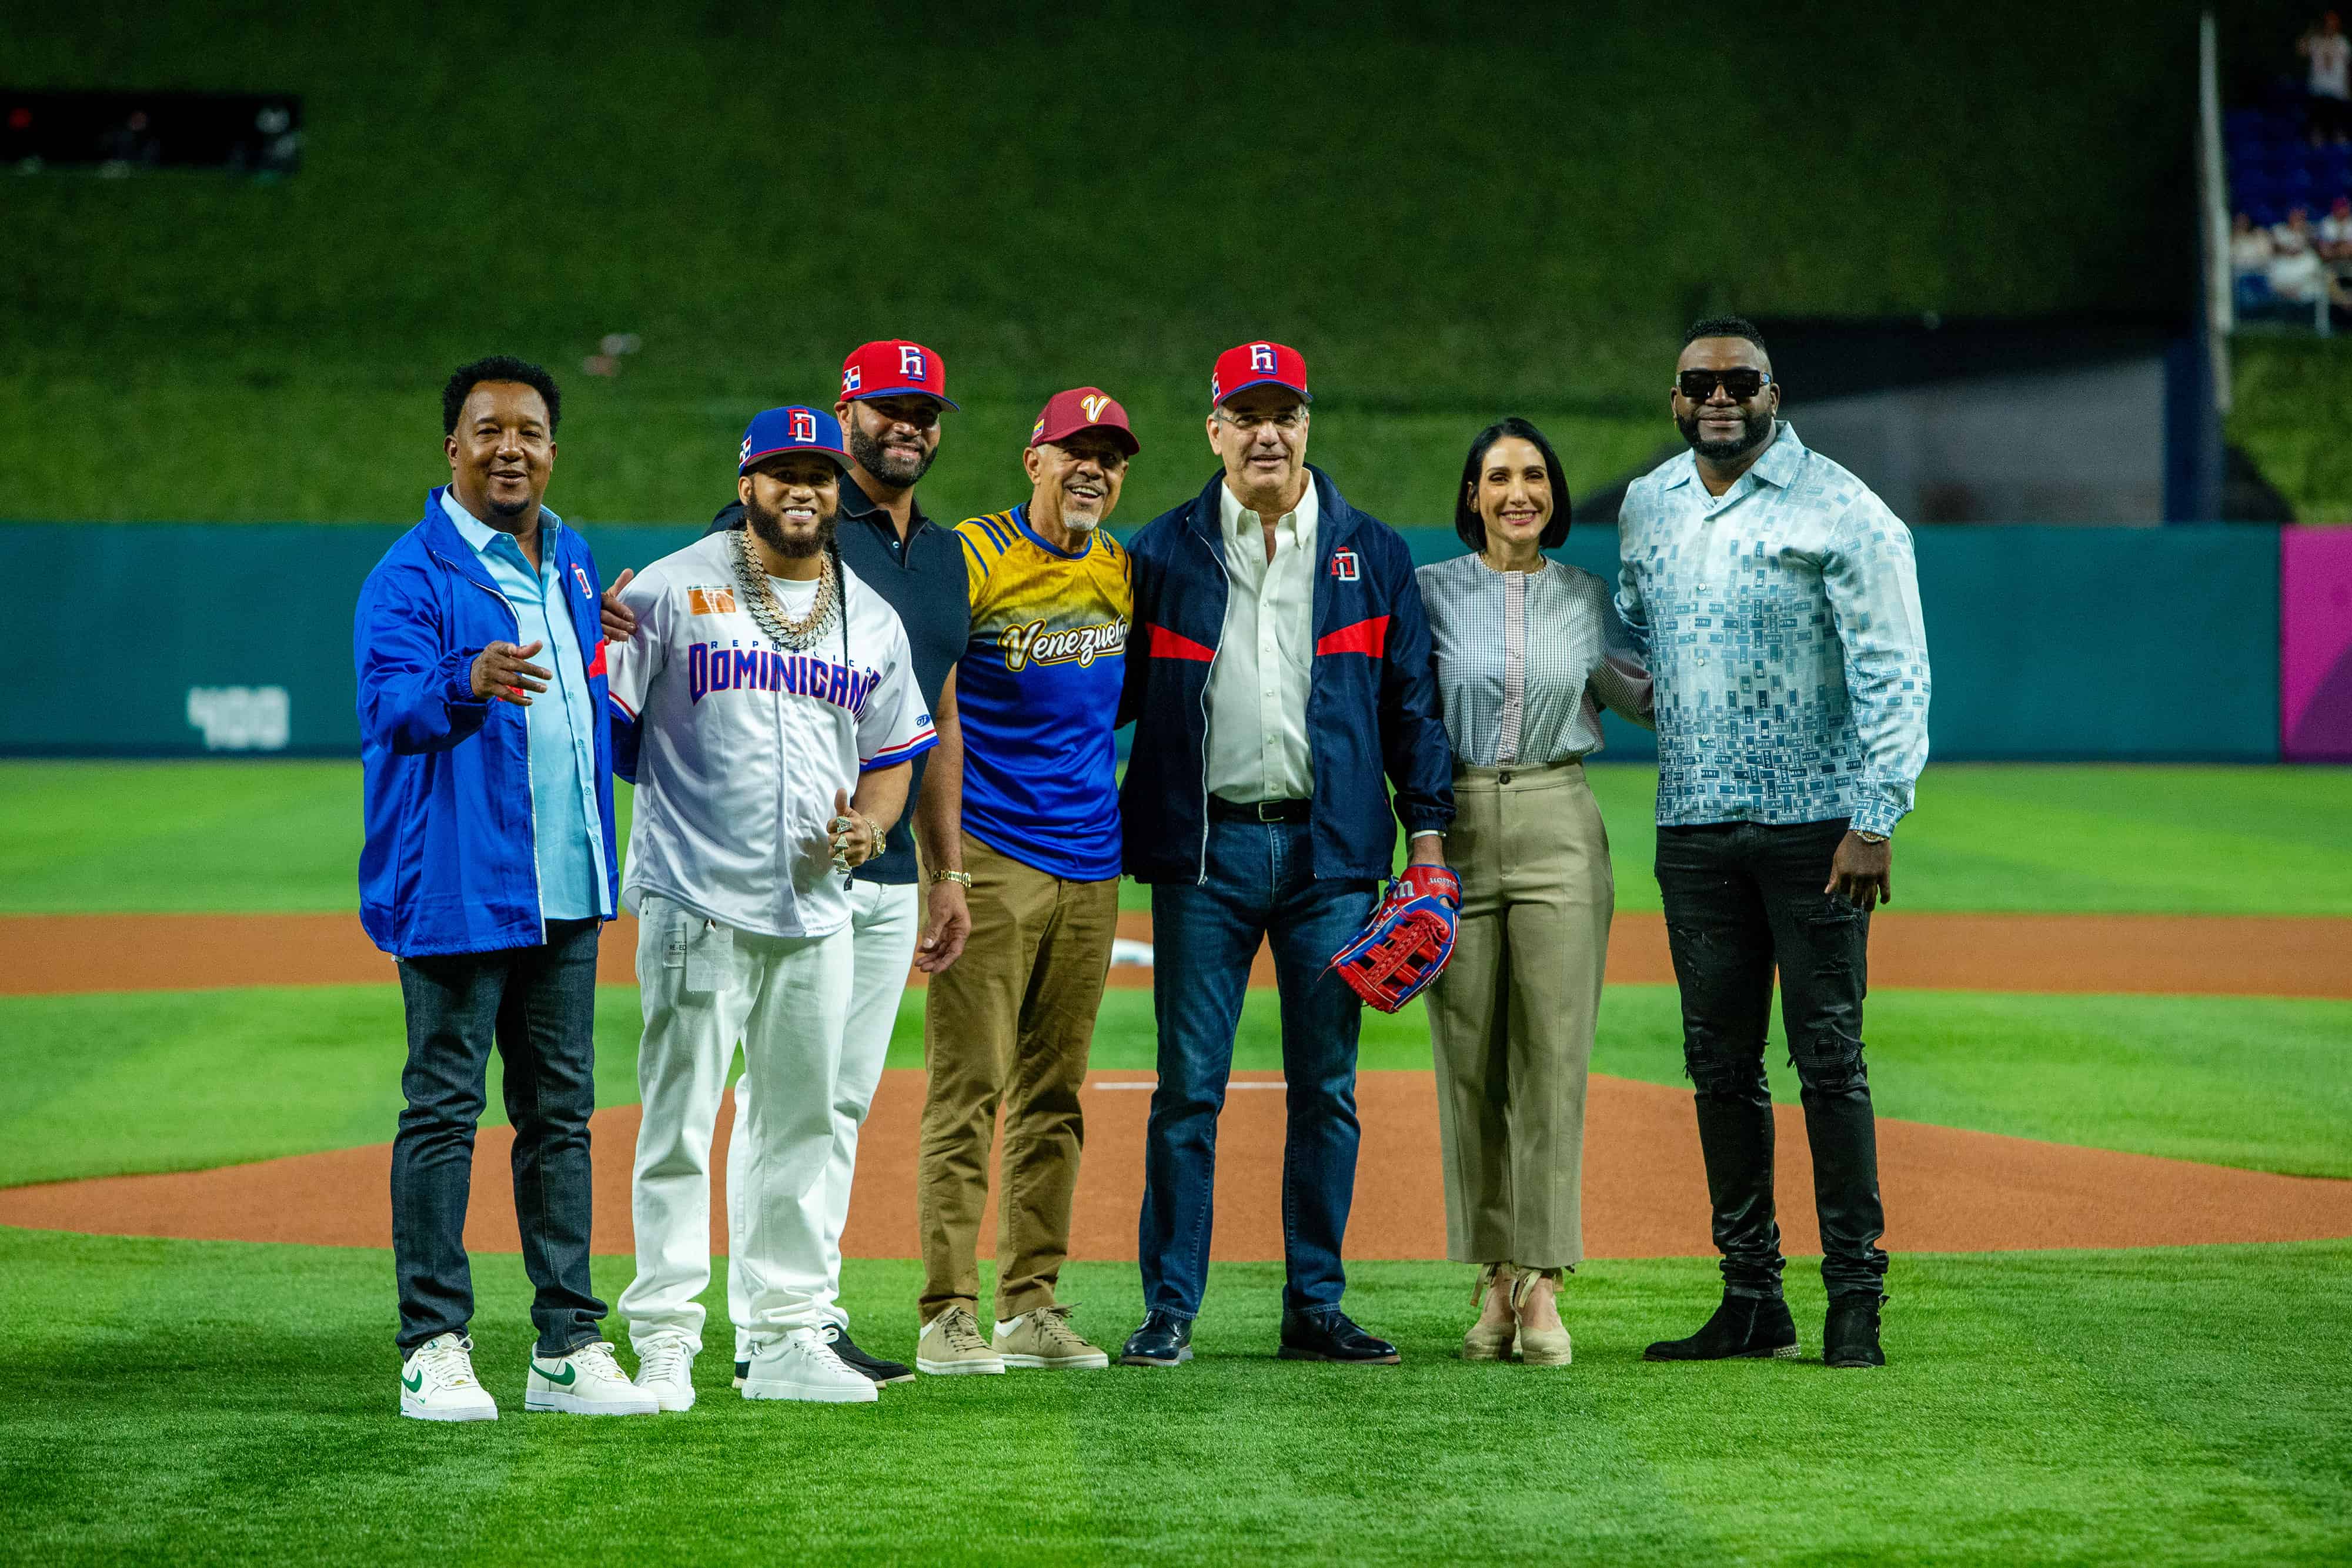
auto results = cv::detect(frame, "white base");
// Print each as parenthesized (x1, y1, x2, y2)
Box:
(999, 1351, 1110, 1370)
(916, 1356, 1005, 1376)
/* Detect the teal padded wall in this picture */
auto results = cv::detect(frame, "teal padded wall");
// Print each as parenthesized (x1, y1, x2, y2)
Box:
(0, 521, 2281, 761)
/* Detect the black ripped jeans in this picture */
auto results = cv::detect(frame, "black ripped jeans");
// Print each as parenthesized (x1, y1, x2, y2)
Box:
(1656, 820, 1889, 1302)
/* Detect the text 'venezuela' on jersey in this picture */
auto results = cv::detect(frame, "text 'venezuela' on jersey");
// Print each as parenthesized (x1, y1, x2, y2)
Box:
(604, 531, 937, 941)
(953, 505, 1132, 882)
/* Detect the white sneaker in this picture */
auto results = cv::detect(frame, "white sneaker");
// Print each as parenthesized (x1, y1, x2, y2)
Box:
(633, 1333, 697, 1412)
(524, 1340, 659, 1416)
(400, 1332, 497, 1422)
(741, 1326, 880, 1405)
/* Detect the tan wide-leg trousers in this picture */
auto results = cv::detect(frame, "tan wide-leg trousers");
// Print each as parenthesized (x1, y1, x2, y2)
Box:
(1425, 760, 1615, 1269)
(917, 835, 1120, 1322)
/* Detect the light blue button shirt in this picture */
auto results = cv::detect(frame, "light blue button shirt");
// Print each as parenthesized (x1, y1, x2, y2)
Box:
(1613, 423, 1932, 838)
(440, 488, 611, 920)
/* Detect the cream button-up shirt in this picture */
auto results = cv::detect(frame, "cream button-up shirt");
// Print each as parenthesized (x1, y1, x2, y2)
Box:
(1206, 475, 1318, 803)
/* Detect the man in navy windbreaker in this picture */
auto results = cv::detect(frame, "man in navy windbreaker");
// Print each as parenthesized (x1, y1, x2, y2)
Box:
(1115, 342, 1454, 1369)
(355, 357, 652, 1422)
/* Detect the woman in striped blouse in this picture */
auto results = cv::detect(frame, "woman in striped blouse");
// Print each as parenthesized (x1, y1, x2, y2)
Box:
(1416, 417, 1652, 1367)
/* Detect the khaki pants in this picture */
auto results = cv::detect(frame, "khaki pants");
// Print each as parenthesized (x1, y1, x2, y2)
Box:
(918, 835, 1120, 1322)
(1425, 760, 1614, 1269)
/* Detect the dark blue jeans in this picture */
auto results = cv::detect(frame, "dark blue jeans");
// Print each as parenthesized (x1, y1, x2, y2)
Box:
(392, 918, 607, 1355)
(1655, 820, 1889, 1302)
(1138, 819, 1376, 1321)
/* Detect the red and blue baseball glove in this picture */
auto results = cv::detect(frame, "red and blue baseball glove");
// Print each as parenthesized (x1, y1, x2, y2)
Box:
(1327, 865, 1462, 1014)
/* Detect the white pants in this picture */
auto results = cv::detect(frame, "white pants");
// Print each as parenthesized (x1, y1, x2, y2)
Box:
(619, 893, 853, 1354)
(726, 878, 920, 1358)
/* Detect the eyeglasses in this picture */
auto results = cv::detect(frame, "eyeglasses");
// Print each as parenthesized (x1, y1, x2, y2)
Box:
(1213, 407, 1307, 432)
(1675, 369, 1772, 402)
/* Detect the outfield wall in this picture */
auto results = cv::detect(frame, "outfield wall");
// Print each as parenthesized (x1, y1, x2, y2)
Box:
(0, 522, 2301, 763)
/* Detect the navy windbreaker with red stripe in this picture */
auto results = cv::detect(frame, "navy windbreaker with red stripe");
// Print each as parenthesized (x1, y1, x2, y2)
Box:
(1118, 467, 1454, 884)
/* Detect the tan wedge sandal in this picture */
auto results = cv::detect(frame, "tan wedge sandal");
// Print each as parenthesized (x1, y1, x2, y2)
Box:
(1462, 1263, 1516, 1361)
(1511, 1266, 1573, 1368)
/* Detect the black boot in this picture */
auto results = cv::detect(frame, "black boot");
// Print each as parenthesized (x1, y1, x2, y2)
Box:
(1644, 1293, 1799, 1362)
(1825, 1293, 1886, 1369)
(1694, 1092, 1785, 1297)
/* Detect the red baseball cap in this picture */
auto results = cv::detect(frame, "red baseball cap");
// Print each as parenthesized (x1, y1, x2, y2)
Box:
(1209, 340, 1311, 409)
(839, 339, 958, 410)
(1029, 387, 1140, 455)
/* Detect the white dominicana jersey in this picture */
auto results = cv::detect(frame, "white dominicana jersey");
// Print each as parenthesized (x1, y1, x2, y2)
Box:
(607, 531, 936, 938)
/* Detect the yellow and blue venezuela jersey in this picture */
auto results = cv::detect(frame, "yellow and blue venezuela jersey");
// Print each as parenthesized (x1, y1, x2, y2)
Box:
(954, 504, 1132, 881)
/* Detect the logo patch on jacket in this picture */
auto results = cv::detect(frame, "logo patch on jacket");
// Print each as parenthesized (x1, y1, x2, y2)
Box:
(687, 587, 739, 616)
(572, 563, 593, 598)
(1329, 549, 1359, 581)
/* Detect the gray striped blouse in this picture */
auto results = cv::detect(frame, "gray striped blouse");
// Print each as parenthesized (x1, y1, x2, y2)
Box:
(1416, 553, 1655, 767)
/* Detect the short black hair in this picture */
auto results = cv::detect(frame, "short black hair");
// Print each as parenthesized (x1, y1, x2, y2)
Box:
(443, 355, 562, 436)
(1454, 417, 1572, 553)
(1683, 315, 1768, 353)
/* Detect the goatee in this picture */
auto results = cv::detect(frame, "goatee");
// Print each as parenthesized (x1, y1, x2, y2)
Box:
(848, 423, 935, 487)
(749, 505, 837, 560)
(1676, 404, 1775, 464)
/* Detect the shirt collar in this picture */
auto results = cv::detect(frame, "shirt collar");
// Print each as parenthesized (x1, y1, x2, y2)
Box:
(838, 469, 930, 536)
(1660, 419, 1802, 494)
(1217, 473, 1318, 539)
(439, 486, 559, 560)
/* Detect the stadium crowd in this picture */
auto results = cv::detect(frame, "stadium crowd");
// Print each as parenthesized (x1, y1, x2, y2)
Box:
(2229, 13, 2352, 319)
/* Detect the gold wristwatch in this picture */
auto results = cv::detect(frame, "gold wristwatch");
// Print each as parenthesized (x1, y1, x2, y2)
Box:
(928, 870, 973, 888)
(1852, 830, 1889, 844)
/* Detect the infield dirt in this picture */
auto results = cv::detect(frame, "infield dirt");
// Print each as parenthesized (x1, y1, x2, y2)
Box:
(6, 1069, 2349, 1262)
(6, 910, 2351, 997)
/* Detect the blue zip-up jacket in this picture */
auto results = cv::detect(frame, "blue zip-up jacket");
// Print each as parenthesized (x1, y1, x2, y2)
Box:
(1118, 467, 1453, 884)
(355, 488, 620, 958)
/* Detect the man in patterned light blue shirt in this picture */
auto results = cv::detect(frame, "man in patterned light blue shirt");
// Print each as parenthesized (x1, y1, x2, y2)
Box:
(1615, 316, 1930, 1373)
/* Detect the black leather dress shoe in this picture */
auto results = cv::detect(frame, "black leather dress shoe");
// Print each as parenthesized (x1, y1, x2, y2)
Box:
(827, 1323, 916, 1384)
(1119, 1310, 1194, 1366)
(1643, 1293, 1799, 1362)
(1823, 1294, 1886, 1369)
(1278, 1310, 1399, 1364)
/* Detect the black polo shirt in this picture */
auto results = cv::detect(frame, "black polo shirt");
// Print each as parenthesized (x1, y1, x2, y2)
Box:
(707, 474, 970, 885)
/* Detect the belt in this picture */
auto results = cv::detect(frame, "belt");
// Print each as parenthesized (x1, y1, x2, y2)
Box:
(1207, 796, 1311, 823)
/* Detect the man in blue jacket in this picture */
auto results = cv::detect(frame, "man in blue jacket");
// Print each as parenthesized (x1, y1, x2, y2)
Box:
(1117, 342, 1454, 1368)
(355, 356, 653, 1422)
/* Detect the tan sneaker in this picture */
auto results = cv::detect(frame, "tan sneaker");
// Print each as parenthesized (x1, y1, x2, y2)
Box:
(993, 1304, 1110, 1370)
(917, 1306, 1006, 1376)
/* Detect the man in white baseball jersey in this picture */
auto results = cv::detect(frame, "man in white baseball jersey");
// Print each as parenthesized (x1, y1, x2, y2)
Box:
(607, 406, 937, 1406)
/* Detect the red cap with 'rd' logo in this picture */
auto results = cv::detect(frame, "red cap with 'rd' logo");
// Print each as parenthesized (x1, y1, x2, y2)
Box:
(1028, 386, 1140, 454)
(1208, 340, 1311, 409)
(839, 339, 958, 410)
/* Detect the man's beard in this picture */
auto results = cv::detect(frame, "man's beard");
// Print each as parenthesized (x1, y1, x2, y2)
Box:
(1676, 403, 1775, 463)
(486, 492, 530, 518)
(847, 423, 936, 487)
(747, 502, 838, 560)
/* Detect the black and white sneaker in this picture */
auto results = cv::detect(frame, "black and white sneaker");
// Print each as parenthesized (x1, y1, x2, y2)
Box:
(825, 1322, 914, 1385)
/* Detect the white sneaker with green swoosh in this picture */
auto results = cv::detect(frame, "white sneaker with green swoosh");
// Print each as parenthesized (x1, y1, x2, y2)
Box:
(524, 1340, 659, 1415)
(400, 1332, 498, 1422)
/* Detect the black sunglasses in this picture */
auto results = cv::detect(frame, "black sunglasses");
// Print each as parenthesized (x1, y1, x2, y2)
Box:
(1675, 369, 1772, 402)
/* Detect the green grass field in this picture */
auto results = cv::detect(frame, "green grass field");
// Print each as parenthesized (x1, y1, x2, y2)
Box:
(6, 1232, 2347, 1567)
(9, 761, 2352, 915)
(3, 759, 2347, 1563)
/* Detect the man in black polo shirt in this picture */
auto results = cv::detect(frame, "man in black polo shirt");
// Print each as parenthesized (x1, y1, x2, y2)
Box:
(704, 339, 971, 1389)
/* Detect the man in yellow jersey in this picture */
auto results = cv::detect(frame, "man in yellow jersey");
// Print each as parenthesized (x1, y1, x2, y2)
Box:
(912, 389, 1138, 1375)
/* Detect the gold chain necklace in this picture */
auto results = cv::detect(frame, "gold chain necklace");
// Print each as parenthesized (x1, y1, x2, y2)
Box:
(730, 524, 838, 651)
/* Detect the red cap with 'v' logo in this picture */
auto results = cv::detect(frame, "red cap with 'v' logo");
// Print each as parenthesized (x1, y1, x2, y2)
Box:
(1028, 386, 1140, 454)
